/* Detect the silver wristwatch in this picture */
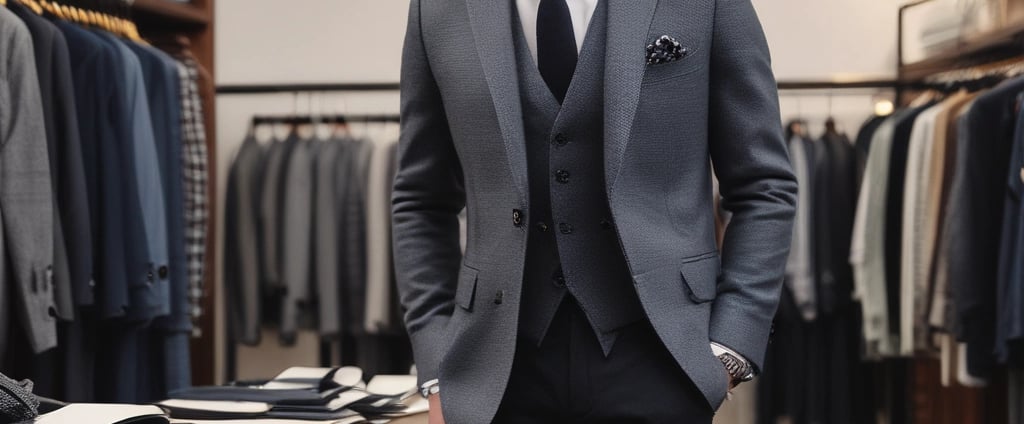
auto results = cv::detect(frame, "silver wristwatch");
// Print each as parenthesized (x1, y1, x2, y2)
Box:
(717, 352, 755, 383)
(420, 379, 440, 398)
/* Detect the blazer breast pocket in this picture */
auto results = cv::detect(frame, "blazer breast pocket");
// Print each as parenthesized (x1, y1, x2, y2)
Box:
(642, 49, 704, 86)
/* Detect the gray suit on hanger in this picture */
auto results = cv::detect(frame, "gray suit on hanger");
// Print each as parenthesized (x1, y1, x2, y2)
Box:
(0, 8, 56, 355)
(393, 0, 796, 422)
(314, 140, 344, 338)
(280, 139, 316, 344)
(224, 136, 266, 345)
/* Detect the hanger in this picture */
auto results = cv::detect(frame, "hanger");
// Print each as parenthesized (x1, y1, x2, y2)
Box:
(13, 0, 45, 13)
(823, 91, 838, 137)
(331, 98, 352, 139)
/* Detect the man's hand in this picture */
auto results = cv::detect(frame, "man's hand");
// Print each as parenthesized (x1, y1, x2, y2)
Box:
(428, 393, 445, 424)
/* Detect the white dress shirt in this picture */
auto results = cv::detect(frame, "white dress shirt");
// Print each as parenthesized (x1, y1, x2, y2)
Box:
(515, 0, 598, 65)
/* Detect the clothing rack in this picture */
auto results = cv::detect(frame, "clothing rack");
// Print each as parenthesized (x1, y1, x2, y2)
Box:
(225, 111, 401, 383)
(892, 1, 1021, 421)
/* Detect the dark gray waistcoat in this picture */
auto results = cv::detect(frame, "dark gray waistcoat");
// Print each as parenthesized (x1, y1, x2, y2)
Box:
(513, 1, 644, 353)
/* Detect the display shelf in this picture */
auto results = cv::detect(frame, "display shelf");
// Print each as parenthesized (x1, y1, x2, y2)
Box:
(132, 0, 209, 26)
(899, 16, 1024, 82)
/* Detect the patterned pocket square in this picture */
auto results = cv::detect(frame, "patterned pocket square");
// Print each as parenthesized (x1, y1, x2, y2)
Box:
(646, 35, 688, 66)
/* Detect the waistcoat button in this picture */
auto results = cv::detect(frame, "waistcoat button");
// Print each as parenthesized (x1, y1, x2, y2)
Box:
(553, 133, 568, 146)
(552, 273, 567, 288)
(555, 169, 570, 183)
(559, 223, 574, 234)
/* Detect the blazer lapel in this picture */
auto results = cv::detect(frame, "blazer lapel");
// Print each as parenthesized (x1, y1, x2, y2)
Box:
(466, 0, 529, 203)
(604, 0, 659, 192)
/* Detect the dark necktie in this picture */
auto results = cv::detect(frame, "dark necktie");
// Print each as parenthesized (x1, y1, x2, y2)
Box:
(537, 0, 578, 104)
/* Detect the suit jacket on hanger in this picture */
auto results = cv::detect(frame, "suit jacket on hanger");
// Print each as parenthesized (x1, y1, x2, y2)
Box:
(126, 41, 191, 397)
(364, 138, 399, 335)
(224, 136, 266, 346)
(313, 140, 344, 338)
(176, 58, 210, 333)
(814, 131, 856, 317)
(342, 139, 373, 335)
(997, 99, 1024, 365)
(883, 104, 932, 355)
(279, 138, 316, 344)
(258, 134, 298, 325)
(899, 102, 942, 355)
(786, 135, 816, 321)
(8, 3, 89, 322)
(851, 112, 903, 358)
(0, 7, 55, 354)
(95, 32, 170, 322)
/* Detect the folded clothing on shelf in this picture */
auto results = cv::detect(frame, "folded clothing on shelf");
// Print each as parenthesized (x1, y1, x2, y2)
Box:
(158, 366, 427, 423)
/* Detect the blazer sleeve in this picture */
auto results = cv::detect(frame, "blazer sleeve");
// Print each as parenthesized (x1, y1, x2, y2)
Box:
(1, 20, 57, 353)
(391, 0, 466, 387)
(706, 0, 797, 373)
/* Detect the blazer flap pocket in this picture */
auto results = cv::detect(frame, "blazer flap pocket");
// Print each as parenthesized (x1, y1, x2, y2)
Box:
(455, 265, 479, 311)
(679, 254, 719, 303)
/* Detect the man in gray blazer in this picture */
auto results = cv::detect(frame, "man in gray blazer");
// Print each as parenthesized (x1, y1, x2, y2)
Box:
(392, 0, 796, 422)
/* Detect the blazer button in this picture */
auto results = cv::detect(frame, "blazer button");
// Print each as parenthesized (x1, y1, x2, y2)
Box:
(559, 223, 574, 234)
(158, 266, 169, 279)
(555, 169, 570, 184)
(494, 290, 504, 305)
(512, 209, 523, 227)
(536, 221, 549, 232)
(553, 133, 568, 146)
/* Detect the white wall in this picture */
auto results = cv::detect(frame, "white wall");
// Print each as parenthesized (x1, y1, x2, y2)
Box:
(216, 0, 411, 84)
(213, 0, 912, 384)
(214, 0, 410, 383)
(753, 0, 900, 81)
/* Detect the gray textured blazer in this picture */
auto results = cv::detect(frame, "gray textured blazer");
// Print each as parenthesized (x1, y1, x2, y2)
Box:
(0, 8, 56, 354)
(392, 0, 797, 421)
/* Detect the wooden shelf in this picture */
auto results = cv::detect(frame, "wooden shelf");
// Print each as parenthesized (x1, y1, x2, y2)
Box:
(900, 22, 1024, 82)
(132, 0, 209, 26)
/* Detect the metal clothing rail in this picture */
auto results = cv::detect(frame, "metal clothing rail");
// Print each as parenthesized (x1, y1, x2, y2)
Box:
(220, 80, 903, 94)
(251, 114, 400, 125)
(217, 82, 401, 94)
(776, 79, 900, 90)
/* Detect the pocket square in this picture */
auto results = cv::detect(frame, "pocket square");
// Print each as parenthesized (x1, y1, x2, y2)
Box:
(646, 35, 688, 66)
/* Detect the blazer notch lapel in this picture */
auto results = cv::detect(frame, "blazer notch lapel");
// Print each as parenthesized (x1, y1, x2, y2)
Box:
(465, 0, 529, 202)
(604, 0, 659, 193)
